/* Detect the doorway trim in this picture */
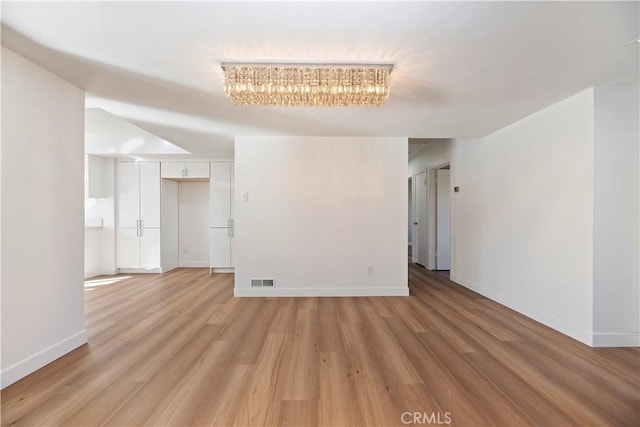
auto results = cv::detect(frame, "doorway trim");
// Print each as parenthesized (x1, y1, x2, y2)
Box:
(427, 162, 450, 270)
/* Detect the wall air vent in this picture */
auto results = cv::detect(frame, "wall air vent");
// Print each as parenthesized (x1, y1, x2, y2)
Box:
(250, 278, 275, 287)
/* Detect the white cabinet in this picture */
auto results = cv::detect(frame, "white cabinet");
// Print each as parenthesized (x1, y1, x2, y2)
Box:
(117, 161, 161, 271)
(210, 228, 233, 268)
(161, 161, 210, 179)
(117, 228, 139, 268)
(210, 161, 234, 269)
(210, 162, 234, 227)
(117, 228, 161, 269)
(140, 228, 161, 269)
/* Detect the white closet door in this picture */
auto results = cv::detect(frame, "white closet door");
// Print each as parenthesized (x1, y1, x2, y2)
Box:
(140, 228, 161, 269)
(139, 162, 161, 228)
(229, 227, 234, 267)
(117, 162, 140, 228)
(185, 162, 210, 178)
(118, 228, 140, 268)
(229, 162, 235, 222)
(210, 162, 232, 227)
(414, 170, 428, 267)
(210, 228, 232, 268)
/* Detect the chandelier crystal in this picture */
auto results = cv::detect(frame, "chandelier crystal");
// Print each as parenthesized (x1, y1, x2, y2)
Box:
(221, 63, 393, 107)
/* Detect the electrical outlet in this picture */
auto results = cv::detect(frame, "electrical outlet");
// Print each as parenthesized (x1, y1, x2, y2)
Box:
(367, 266, 374, 276)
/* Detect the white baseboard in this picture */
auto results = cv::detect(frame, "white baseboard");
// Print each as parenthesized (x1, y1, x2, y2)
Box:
(450, 273, 593, 346)
(234, 286, 410, 297)
(178, 261, 210, 268)
(592, 332, 640, 347)
(1, 329, 88, 389)
(118, 268, 163, 274)
(211, 268, 234, 274)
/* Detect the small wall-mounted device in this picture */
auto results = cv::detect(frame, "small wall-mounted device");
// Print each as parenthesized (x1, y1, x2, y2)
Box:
(454, 186, 460, 193)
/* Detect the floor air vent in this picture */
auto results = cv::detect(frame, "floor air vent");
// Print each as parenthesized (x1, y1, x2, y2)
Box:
(251, 278, 275, 287)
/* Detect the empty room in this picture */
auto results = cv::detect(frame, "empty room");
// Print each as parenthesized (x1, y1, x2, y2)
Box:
(1, 1, 638, 426)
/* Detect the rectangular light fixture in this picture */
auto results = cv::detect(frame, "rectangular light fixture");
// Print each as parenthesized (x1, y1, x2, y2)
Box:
(221, 63, 393, 107)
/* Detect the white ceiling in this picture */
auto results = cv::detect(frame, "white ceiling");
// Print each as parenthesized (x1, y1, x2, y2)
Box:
(85, 108, 190, 157)
(2, 1, 638, 157)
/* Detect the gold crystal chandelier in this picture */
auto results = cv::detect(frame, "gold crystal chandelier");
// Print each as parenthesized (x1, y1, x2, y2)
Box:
(221, 63, 393, 107)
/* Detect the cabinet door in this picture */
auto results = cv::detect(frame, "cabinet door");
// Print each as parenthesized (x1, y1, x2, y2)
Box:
(210, 162, 232, 227)
(161, 161, 185, 179)
(210, 228, 232, 268)
(185, 161, 210, 179)
(117, 228, 140, 268)
(140, 228, 161, 270)
(229, 162, 234, 223)
(139, 162, 161, 228)
(117, 162, 139, 228)
(229, 227, 234, 267)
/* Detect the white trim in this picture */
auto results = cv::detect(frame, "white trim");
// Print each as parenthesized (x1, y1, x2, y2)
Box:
(178, 261, 210, 268)
(234, 287, 409, 297)
(450, 273, 593, 346)
(118, 268, 163, 274)
(1, 330, 88, 389)
(211, 267, 234, 274)
(592, 332, 640, 347)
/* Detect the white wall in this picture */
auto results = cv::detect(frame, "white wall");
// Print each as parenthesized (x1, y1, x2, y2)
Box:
(234, 136, 408, 297)
(592, 86, 639, 346)
(178, 181, 210, 267)
(84, 228, 102, 279)
(1, 48, 87, 388)
(161, 179, 179, 272)
(451, 89, 595, 345)
(84, 158, 116, 278)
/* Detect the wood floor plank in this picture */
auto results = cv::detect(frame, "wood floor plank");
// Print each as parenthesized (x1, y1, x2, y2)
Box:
(1, 266, 638, 427)
(416, 331, 535, 426)
(318, 351, 363, 427)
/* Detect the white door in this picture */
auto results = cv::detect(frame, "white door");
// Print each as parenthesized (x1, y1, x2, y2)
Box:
(140, 228, 161, 269)
(118, 162, 139, 228)
(161, 161, 184, 179)
(185, 162, 210, 179)
(229, 162, 234, 222)
(118, 228, 140, 268)
(414, 171, 428, 267)
(436, 169, 451, 270)
(139, 162, 161, 228)
(210, 228, 232, 268)
(210, 162, 232, 227)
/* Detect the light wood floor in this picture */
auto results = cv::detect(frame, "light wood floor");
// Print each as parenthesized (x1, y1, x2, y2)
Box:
(2, 264, 639, 426)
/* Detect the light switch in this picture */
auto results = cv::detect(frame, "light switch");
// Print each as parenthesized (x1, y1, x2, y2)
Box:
(242, 192, 249, 202)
